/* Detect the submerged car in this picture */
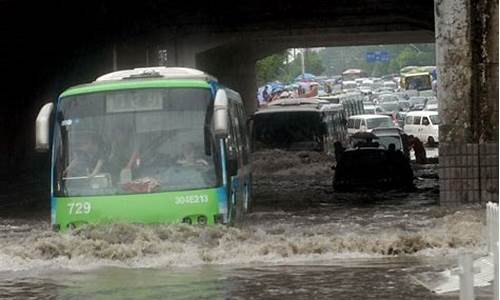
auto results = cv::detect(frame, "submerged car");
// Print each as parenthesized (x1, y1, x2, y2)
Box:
(334, 133, 413, 191)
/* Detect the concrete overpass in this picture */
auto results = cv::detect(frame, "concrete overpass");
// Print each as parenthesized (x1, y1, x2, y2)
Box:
(0, 0, 497, 205)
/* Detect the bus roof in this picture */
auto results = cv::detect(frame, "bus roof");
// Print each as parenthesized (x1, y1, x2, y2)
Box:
(255, 98, 343, 114)
(401, 72, 431, 77)
(348, 114, 391, 119)
(60, 67, 214, 98)
(95, 67, 217, 82)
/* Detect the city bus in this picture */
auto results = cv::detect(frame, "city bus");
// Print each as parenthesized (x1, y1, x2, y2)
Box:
(251, 98, 348, 157)
(399, 66, 433, 91)
(36, 67, 252, 230)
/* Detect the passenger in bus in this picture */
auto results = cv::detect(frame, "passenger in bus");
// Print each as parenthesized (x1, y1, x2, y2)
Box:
(177, 143, 209, 167)
(63, 133, 105, 178)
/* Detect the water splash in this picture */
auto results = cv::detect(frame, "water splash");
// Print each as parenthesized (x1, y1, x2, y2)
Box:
(0, 208, 486, 272)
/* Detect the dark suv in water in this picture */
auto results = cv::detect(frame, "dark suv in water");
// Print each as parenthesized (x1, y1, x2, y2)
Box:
(333, 145, 414, 192)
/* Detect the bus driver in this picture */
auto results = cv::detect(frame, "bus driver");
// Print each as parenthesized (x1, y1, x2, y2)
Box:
(176, 143, 208, 167)
(63, 132, 104, 178)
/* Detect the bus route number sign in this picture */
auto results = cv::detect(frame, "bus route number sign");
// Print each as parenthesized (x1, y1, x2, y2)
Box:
(67, 202, 92, 215)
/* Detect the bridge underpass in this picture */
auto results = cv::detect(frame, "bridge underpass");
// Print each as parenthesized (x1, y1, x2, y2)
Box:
(0, 1, 498, 298)
(0, 0, 497, 208)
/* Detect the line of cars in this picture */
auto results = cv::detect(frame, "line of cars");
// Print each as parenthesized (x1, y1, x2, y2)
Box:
(251, 71, 439, 192)
(332, 74, 440, 191)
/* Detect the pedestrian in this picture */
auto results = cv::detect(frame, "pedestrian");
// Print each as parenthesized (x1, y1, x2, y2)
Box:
(401, 133, 411, 159)
(334, 141, 345, 163)
(410, 136, 427, 164)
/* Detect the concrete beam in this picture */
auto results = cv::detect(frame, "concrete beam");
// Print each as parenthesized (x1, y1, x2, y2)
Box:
(435, 0, 499, 205)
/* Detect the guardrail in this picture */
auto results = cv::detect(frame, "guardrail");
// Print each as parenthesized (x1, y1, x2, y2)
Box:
(456, 202, 498, 300)
(487, 202, 498, 300)
(487, 202, 498, 255)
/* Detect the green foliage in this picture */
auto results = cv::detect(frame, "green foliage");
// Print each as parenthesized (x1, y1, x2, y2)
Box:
(286, 50, 325, 81)
(255, 52, 288, 85)
(255, 50, 325, 85)
(255, 44, 435, 85)
(319, 43, 435, 77)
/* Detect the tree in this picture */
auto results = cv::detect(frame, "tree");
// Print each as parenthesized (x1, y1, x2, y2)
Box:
(255, 52, 288, 86)
(255, 49, 325, 85)
(319, 44, 435, 76)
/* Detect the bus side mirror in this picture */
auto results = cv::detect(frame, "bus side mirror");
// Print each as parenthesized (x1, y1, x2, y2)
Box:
(214, 89, 229, 138)
(35, 102, 54, 151)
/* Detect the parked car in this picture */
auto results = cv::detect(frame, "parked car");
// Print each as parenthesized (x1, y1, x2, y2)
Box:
(379, 101, 400, 113)
(347, 114, 394, 135)
(403, 111, 440, 146)
(363, 105, 385, 114)
(424, 97, 438, 111)
(408, 96, 428, 110)
(398, 100, 411, 112)
(376, 94, 399, 104)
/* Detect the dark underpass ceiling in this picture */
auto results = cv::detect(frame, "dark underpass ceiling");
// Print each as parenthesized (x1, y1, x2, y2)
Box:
(0, 0, 434, 179)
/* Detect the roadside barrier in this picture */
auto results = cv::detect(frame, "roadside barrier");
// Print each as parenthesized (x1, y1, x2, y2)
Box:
(456, 202, 498, 300)
(487, 202, 499, 254)
(486, 202, 498, 300)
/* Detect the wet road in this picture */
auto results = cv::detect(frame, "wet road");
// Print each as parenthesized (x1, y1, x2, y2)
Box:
(0, 152, 493, 299)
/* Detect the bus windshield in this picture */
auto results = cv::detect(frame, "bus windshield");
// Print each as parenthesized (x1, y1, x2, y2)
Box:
(54, 88, 219, 197)
(253, 111, 326, 151)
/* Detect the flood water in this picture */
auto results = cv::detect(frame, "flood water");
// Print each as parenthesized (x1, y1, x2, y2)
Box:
(0, 150, 493, 299)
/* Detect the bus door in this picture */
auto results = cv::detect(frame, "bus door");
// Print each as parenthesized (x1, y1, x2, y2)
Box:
(226, 101, 248, 222)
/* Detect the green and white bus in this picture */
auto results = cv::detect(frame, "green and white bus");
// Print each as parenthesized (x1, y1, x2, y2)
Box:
(36, 67, 252, 230)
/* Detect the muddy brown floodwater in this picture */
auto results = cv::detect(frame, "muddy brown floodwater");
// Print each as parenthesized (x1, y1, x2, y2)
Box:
(0, 150, 493, 299)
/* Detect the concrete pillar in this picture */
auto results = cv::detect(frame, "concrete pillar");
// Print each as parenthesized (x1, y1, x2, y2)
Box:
(196, 44, 258, 115)
(219, 59, 258, 115)
(435, 0, 499, 205)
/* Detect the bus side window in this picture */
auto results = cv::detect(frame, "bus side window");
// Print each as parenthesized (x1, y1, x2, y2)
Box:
(236, 104, 250, 165)
(226, 109, 237, 157)
(405, 116, 413, 125)
(413, 116, 421, 125)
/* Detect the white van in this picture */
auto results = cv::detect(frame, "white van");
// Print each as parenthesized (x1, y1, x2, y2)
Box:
(347, 114, 394, 135)
(403, 111, 440, 145)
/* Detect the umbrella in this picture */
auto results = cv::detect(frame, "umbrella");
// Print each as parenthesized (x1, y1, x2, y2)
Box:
(269, 82, 285, 93)
(294, 73, 316, 82)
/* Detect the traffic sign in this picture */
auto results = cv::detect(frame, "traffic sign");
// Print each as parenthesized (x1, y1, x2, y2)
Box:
(366, 51, 390, 63)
